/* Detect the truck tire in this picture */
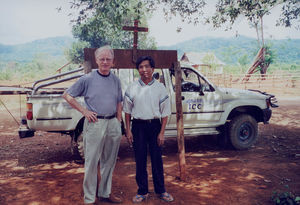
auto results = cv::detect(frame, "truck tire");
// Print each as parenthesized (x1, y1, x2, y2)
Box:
(71, 127, 84, 161)
(76, 131, 84, 160)
(228, 114, 258, 150)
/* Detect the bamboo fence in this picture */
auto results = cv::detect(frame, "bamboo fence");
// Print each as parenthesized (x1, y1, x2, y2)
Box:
(205, 71, 300, 96)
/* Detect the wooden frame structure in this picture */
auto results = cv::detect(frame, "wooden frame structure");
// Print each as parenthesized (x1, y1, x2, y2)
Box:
(83, 47, 187, 180)
(83, 20, 186, 179)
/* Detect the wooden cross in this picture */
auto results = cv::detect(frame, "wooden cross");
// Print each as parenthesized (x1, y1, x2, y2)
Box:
(123, 20, 148, 62)
(123, 20, 148, 49)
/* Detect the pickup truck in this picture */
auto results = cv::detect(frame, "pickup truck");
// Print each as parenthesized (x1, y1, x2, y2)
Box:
(19, 63, 277, 159)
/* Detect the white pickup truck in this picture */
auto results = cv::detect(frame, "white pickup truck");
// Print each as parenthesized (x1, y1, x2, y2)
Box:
(19, 63, 277, 159)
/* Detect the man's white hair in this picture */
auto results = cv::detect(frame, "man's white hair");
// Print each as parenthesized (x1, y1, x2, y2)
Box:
(94, 45, 114, 59)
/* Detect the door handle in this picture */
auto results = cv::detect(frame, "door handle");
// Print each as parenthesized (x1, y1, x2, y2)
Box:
(181, 96, 185, 100)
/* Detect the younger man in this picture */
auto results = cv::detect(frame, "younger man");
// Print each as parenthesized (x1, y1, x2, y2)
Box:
(124, 56, 174, 203)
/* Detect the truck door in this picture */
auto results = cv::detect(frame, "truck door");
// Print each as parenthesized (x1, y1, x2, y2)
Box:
(169, 67, 223, 128)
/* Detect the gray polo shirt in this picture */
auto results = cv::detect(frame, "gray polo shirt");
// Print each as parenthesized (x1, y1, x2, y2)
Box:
(66, 70, 122, 116)
(123, 78, 171, 119)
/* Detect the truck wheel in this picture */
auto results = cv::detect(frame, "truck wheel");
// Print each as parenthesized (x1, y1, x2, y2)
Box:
(76, 132, 84, 160)
(228, 114, 258, 150)
(71, 127, 84, 161)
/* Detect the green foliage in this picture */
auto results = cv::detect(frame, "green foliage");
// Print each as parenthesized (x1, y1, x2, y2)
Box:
(265, 44, 276, 64)
(223, 64, 248, 74)
(0, 54, 79, 83)
(208, 0, 299, 29)
(70, 0, 206, 25)
(209, 1, 276, 29)
(161, 36, 300, 65)
(141, 0, 206, 24)
(68, 0, 156, 63)
(267, 63, 300, 74)
(255, 43, 277, 73)
(64, 0, 299, 64)
(202, 53, 221, 72)
(0, 68, 12, 80)
(277, 0, 300, 27)
(66, 41, 90, 64)
(1, 35, 299, 66)
(271, 185, 300, 205)
(272, 38, 300, 64)
(206, 0, 300, 55)
(238, 54, 249, 66)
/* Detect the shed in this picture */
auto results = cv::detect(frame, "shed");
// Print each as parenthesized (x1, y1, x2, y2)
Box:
(180, 52, 225, 74)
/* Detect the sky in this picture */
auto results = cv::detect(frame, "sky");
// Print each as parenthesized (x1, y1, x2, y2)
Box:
(0, 0, 299, 46)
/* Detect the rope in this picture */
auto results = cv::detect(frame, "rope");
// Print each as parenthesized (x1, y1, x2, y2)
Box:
(0, 97, 20, 126)
(19, 94, 22, 119)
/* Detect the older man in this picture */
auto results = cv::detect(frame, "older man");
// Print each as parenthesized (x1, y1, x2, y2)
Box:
(63, 45, 123, 204)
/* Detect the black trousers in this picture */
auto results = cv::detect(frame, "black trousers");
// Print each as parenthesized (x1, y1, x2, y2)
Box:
(132, 119, 166, 195)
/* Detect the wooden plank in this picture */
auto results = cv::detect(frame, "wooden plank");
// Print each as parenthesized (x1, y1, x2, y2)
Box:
(84, 48, 177, 69)
(83, 60, 92, 74)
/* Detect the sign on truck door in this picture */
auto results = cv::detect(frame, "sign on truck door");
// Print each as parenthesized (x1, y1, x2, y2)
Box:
(169, 67, 223, 129)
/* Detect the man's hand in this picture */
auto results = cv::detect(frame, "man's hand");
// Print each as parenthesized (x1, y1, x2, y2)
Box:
(126, 129, 133, 145)
(63, 92, 98, 123)
(157, 132, 165, 146)
(83, 110, 98, 123)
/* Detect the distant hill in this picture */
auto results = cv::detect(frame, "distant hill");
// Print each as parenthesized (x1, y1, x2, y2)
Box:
(0, 35, 299, 65)
(0, 36, 74, 62)
(159, 36, 300, 65)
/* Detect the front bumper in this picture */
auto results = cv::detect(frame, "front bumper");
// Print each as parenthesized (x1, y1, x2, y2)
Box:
(262, 108, 272, 124)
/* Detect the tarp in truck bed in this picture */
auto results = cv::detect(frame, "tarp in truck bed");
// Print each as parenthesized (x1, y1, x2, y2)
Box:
(0, 86, 32, 95)
(0, 86, 66, 95)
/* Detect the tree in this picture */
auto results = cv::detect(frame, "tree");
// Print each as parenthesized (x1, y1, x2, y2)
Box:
(206, 0, 299, 75)
(67, 0, 156, 63)
(67, 0, 299, 65)
(209, 1, 276, 46)
(141, 0, 206, 24)
(277, 0, 300, 28)
(238, 54, 249, 67)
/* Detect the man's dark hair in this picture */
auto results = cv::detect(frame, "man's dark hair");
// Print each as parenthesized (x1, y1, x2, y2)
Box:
(136, 56, 155, 69)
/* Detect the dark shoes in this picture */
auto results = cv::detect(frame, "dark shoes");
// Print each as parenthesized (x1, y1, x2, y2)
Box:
(99, 194, 123, 203)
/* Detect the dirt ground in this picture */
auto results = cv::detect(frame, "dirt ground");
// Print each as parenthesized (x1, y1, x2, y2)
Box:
(0, 95, 299, 205)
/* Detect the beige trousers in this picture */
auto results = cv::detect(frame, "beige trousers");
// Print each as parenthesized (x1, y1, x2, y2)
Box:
(82, 117, 122, 204)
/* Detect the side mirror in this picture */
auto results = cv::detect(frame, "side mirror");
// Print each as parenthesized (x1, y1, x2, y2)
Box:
(153, 72, 159, 80)
(199, 84, 204, 96)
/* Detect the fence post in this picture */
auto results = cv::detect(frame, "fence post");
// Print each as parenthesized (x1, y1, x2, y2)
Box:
(174, 61, 186, 181)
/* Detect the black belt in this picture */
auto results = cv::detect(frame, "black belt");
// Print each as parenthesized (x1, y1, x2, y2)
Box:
(97, 114, 116, 119)
(132, 118, 160, 123)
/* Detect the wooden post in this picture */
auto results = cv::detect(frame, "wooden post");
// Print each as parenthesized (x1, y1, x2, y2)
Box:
(174, 61, 186, 180)
(83, 61, 92, 74)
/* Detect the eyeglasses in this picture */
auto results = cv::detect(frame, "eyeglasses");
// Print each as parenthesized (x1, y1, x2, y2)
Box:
(97, 58, 113, 62)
